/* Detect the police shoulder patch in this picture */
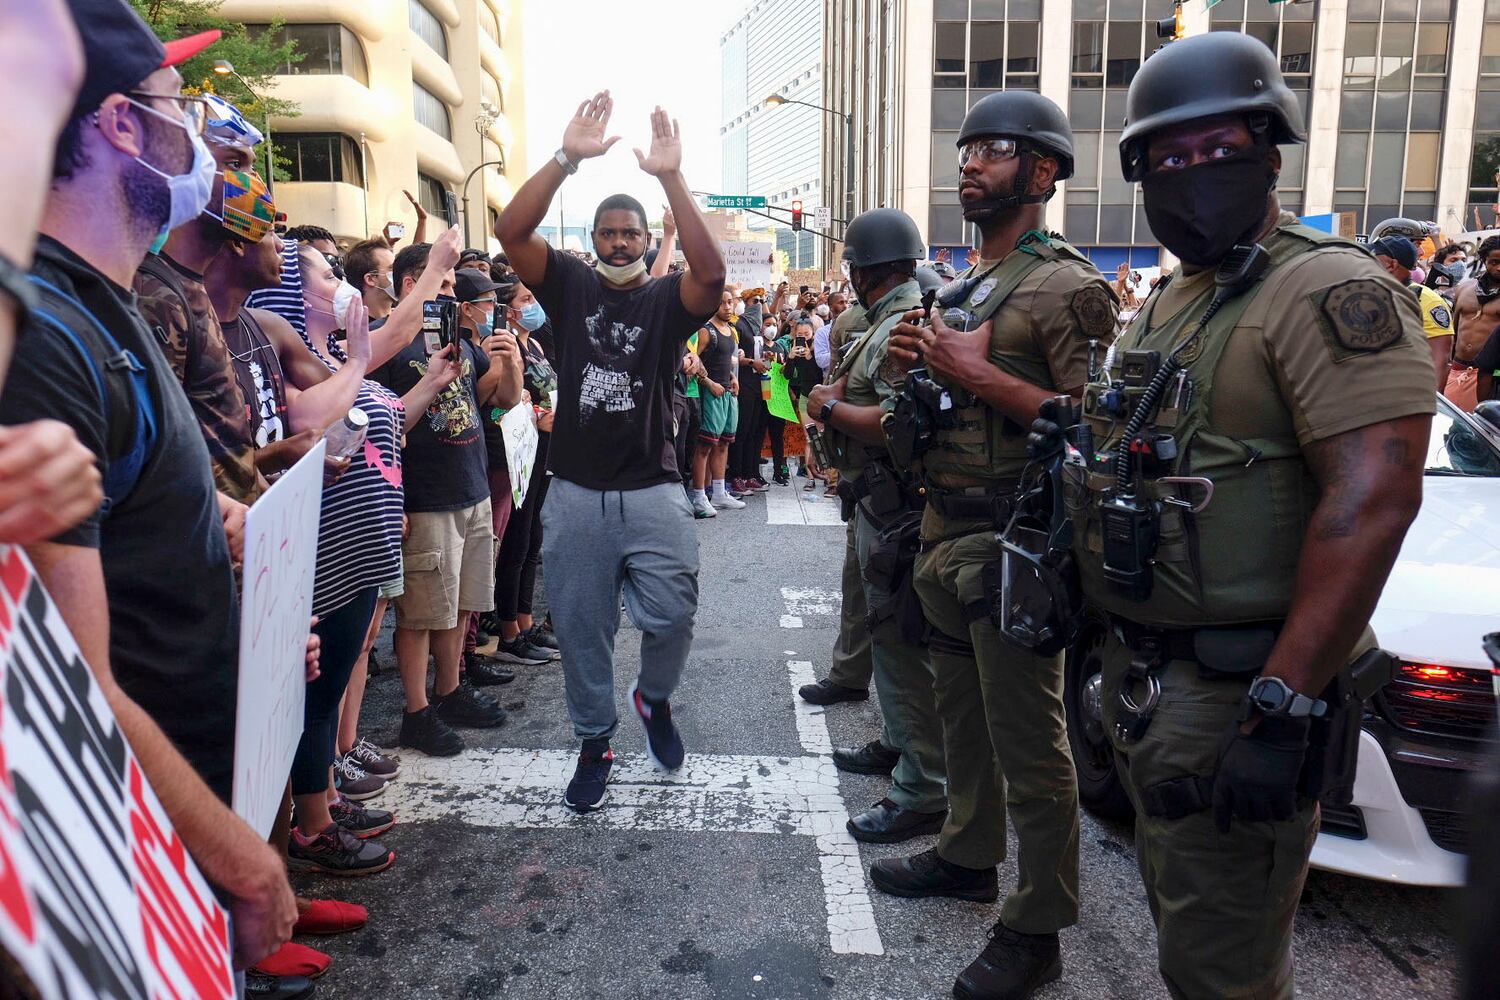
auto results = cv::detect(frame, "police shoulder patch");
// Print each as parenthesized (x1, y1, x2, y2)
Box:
(1317, 279, 1403, 354)
(1430, 304, 1452, 330)
(1068, 284, 1117, 339)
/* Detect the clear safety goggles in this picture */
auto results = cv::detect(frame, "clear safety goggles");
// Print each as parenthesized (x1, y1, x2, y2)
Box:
(957, 137, 1019, 170)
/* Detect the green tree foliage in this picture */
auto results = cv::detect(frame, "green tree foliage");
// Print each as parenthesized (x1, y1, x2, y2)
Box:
(128, 0, 301, 179)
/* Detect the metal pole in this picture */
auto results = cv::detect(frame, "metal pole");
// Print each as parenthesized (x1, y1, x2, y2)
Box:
(359, 132, 369, 236)
(461, 160, 503, 249)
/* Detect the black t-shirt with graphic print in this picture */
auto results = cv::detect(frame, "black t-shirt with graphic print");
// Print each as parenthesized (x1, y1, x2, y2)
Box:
(372, 335, 490, 512)
(532, 246, 715, 491)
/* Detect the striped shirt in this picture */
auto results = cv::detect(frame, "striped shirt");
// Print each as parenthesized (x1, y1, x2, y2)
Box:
(247, 244, 404, 617)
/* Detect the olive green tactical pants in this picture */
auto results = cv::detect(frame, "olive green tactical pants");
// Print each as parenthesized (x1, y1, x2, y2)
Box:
(1101, 639, 1316, 1000)
(854, 508, 947, 813)
(827, 518, 875, 692)
(913, 530, 1080, 934)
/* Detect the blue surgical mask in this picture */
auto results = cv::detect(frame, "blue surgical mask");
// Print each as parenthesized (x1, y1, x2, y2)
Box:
(470, 302, 494, 338)
(518, 301, 547, 332)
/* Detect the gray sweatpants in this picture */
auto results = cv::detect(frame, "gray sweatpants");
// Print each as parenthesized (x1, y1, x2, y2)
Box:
(540, 477, 701, 741)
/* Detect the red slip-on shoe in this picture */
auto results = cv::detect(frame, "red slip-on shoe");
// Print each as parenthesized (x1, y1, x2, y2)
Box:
(293, 898, 369, 936)
(252, 940, 331, 979)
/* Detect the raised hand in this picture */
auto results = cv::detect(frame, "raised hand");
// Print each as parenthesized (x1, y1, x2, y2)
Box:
(429, 225, 463, 272)
(634, 107, 682, 177)
(343, 290, 372, 366)
(402, 188, 427, 219)
(562, 91, 621, 163)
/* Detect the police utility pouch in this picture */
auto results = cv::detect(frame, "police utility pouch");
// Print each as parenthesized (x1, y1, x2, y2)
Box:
(862, 462, 905, 518)
(1192, 627, 1278, 679)
(1308, 648, 1397, 807)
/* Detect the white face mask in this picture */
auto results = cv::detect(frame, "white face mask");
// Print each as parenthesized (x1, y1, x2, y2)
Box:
(734, 301, 746, 317)
(595, 256, 647, 285)
(127, 98, 216, 233)
(334, 280, 360, 327)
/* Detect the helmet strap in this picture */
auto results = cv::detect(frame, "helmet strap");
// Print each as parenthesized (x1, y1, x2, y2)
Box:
(964, 149, 1050, 223)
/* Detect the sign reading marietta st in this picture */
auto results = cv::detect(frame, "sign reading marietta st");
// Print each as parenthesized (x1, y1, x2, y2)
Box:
(704, 194, 767, 210)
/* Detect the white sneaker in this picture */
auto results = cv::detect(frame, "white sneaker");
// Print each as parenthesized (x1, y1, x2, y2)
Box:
(710, 491, 745, 510)
(692, 494, 717, 518)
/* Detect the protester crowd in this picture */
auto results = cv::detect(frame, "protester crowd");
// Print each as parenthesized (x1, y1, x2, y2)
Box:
(5, 5, 1500, 1000)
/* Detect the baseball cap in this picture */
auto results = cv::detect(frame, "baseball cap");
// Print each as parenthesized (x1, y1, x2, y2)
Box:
(67, 0, 220, 119)
(454, 268, 505, 302)
(1370, 236, 1418, 270)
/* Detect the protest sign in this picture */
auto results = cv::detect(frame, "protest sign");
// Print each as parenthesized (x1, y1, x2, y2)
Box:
(0, 544, 233, 999)
(502, 404, 540, 508)
(233, 441, 323, 838)
(767, 361, 797, 422)
(724, 241, 775, 290)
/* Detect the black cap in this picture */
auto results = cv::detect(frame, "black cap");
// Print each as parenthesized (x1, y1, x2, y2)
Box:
(1370, 236, 1418, 270)
(454, 267, 505, 302)
(66, 0, 221, 120)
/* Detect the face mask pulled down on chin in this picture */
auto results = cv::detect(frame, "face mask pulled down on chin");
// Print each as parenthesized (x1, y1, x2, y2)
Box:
(595, 253, 647, 285)
(1141, 151, 1277, 268)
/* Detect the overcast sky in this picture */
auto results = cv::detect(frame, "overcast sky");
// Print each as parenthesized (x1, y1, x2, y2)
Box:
(522, 0, 740, 232)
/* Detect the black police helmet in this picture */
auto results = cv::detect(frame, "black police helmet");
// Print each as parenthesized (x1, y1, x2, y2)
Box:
(957, 91, 1074, 181)
(1120, 32, 1306, 182)
(1368, 217, 1427, 242)
(914, 266, 945, 294)
(843, 208, 926, 268)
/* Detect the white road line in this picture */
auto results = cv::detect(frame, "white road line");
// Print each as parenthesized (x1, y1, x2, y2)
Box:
(780, 587, 840, 616)
(766, 482, 843, 526)
(780, 615, 804, 629)
(381, 743, 884, 955)
(786, 660, 833, 756)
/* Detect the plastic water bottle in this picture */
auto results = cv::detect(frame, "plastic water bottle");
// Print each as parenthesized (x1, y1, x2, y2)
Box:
(323, 407, 369, 460)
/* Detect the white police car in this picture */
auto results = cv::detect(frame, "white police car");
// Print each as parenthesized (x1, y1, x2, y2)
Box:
(1066, 393, 1500, 886)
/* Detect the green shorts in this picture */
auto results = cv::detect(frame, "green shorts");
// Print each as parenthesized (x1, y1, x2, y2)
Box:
(698, 390, 738, 445)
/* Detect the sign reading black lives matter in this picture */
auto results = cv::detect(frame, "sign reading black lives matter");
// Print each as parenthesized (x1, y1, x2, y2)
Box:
(0, 544, 233, 999)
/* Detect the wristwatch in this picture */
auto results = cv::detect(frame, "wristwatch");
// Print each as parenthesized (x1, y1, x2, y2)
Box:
(1246, 676, 1328, 718)
(818, 399, 839, 424)
(553, 148, 579, 175)
(0, 252, 38, 328)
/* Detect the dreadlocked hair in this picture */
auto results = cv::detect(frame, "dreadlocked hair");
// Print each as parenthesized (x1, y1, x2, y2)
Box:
(1478, 235, 1500, 264)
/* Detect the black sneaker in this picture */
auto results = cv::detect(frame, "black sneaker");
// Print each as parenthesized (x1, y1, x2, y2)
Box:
(526, 624, 560, 652)
(330, 793, 395, 839)
(493, 633, 551, 665)
(287, 823, 394, 876)
(464, 651, 516, 686)
(564, 739, 613, 811)
(433, 680, 506, 728)
(245, 971, 316, 999)
(332, 755, 385, 800)
(398, 706, 465, 757)
(953, 922, 1062, 1000)
(346, 736, 399, 778)
(628, 680, 685, 771)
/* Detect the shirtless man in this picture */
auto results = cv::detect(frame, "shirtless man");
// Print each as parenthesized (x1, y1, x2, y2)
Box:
(1451, 235, 1500, 370)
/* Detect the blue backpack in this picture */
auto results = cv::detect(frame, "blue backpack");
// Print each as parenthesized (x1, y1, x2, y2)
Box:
(24, 273, 158, 516)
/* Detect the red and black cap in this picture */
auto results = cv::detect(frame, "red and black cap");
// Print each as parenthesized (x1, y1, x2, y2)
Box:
(66, 0, 220, 119)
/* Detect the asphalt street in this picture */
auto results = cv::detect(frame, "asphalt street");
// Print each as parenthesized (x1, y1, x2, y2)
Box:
(301, 479, 1460, 1000)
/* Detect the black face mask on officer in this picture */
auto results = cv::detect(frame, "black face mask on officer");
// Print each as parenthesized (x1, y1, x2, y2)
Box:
(1141, 146, 1278, 268)
(848, 264, 883, 311)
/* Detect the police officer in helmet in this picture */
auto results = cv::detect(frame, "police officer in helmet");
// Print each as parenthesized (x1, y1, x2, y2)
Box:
(804, 208, 950, 846)
(884, 90, 1116, 1000)
(1038, 31, 1434, 1000)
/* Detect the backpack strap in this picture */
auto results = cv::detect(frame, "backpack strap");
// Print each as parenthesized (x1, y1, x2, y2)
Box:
(25, 274, 158, 516)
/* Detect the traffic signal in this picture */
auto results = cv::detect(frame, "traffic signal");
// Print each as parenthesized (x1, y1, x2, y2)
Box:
(791, 199, 803, 231)
(1155, 2, 1184, 41)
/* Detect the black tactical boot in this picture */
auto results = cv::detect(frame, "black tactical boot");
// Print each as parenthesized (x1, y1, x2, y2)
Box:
(953, 921, 1062, 1000)
(869, 848, 998, 902)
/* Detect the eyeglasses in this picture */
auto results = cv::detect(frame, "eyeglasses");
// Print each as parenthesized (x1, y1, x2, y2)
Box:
(322, 253, 345, 281)
(125, 92, 211, 136)
(958, 137, 1019, 170)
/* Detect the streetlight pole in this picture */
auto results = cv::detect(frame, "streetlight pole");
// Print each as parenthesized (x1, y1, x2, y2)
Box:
(212, 60, 273, 195)
(465, 99, 500, 247)
(764, 93, 854, 234)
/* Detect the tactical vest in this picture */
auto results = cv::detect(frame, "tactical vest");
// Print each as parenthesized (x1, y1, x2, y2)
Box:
(924, 233, 1097, 487)
(829, 281, 920, 473)
(1068, 223, 1348, 628)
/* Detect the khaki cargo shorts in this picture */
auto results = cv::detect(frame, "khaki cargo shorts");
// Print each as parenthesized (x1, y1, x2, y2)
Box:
(395, 499, 496, 631)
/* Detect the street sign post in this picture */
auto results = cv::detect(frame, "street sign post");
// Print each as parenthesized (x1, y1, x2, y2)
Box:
(704, 194, 767, 210)
(814, 206, 832, 230)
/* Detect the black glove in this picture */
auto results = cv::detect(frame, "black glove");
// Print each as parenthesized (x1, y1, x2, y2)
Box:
(1028, 416, 1065, 461)
(1211, 712, 1311, 833)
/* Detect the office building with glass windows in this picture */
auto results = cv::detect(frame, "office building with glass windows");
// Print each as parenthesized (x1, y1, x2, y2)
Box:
(217, 0, 526, 250)
(824, 0, 1497, 271)
(721, 0, 826, 268)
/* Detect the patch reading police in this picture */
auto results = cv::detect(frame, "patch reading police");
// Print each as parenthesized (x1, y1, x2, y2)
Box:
(970, 279, 998, 307)
(1069, 284, 1118, 339)
(1430, 304, 1451, 330)
(1315, 279, 1403, 359)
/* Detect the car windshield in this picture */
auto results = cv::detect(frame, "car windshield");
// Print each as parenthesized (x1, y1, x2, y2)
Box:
(1426, 395, 1500, 477)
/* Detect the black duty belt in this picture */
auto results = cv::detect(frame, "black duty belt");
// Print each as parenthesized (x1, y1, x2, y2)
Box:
(923, 480, 1019, 524)
(1109, 615, 1286, 663)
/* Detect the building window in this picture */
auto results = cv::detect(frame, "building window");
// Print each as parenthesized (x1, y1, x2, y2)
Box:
(413, 83, 452, 140)
(279, 132, 365, 186)
(409, 0, 449, 60)
(1468, 0, 1500, 228)
(482, 73, 506, 114)
(479, 1, 503, 45)
(1334, 0, 1451, 233)
(246, 23, 368, 86)
(417, 172, 453, 223)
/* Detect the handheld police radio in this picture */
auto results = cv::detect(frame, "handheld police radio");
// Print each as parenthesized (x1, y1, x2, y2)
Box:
(1101, 244, 1271, 601)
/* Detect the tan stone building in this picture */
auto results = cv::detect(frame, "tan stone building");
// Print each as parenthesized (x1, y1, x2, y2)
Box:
(217, 0, 526, 252)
